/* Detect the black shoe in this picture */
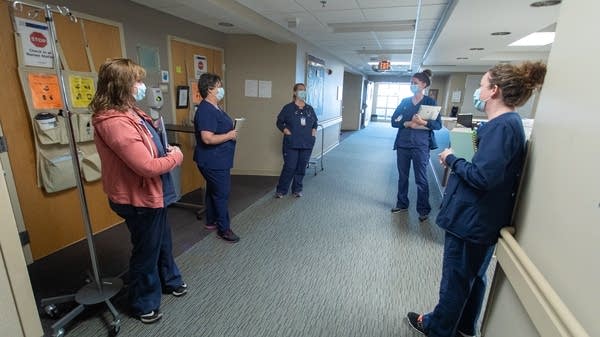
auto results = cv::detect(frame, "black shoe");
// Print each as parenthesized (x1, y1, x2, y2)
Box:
(274, 192, 284, 199)
(418, 214, 429, 222)
(139, 310, 163, 324)
(292, 192, 303, 197)
(171, 283, 188, 297)
(391, 207, 408, 214)
(217, 229, 240, 243)
(406, 312, 426, 335)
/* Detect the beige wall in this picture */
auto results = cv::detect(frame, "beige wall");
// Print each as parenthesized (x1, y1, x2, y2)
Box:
(224, 35, 296, 176)
(0, 160, 42, 337)
(341, 72, 363, 131)
(484, 1, 599, 336)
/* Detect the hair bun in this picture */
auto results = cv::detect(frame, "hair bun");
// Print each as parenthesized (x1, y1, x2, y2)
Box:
(422, 69, 432, 78)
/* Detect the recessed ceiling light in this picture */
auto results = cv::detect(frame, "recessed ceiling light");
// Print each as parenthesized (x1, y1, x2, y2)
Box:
(218, 22, 234, 27)
(530, 0, 561, 7)
(491, 31, 511, 36)
(456, 57, 468, 60)
(469, 47, 484, 51)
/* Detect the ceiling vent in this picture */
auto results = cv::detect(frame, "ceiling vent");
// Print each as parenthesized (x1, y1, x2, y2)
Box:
(287, 18, 299, 29)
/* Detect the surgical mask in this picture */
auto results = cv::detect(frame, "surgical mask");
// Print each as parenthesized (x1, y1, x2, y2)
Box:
(296, 90, 307, 101)
(472, 88, 487, 112)
(215, 87, 225, 101)
(410, 84, 420, 94)
(133, 82, 146, 101)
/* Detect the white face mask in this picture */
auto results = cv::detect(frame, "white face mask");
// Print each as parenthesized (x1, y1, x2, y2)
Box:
(473, 88, 487, 112)
(133, 82, 146, 101)
(296, 90, 307, 101)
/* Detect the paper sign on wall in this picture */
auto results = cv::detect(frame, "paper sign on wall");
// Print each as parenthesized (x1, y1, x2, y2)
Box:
(28, 73, 63, 109)
(15, 17, 54, 68)
(194, 54, 207, 79)
(68, 75, 96, 108)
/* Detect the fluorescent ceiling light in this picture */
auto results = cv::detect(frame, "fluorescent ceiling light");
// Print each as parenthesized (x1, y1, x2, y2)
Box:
(509, 32, 555, 46)
(367, 61, 410, 66)
(357, 49, 412, 55)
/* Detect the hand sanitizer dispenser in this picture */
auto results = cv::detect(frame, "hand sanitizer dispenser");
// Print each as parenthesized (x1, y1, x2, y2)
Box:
(146, 87, 164, 120)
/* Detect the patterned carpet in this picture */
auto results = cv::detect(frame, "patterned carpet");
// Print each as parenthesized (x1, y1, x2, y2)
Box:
(58, 122, 446, 337)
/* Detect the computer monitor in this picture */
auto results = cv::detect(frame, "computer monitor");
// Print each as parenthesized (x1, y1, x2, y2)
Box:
(456, 114, 473, 128)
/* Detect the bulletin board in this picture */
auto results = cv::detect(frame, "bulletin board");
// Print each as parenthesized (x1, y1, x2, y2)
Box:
(1, 1, 125, 259)
(306, 54, 325, 117)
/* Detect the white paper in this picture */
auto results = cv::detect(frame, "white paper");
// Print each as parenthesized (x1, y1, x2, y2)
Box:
(234, 117, 245, 132)
(245, 80, 258, 97)
(451, 90, 462, 103)
(16, 18, 54, 68)
(258, 80, 272, 98)
(194, 54, 207, 79)
(417, 105, 441, 120)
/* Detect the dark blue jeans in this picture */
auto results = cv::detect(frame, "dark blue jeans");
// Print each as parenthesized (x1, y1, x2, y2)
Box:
(395, 147, 431, 216)
(198, 167, 231, 232)
(423, 232, 495, 337)
(276, 147, 312, 195)
(109, 202, 183, 316)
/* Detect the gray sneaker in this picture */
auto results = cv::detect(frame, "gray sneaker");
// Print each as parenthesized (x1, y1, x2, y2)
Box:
(391, 207, 408, 214)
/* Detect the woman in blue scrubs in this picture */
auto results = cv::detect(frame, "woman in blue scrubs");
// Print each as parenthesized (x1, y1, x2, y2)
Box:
(275, 83, 318, 198)
(406, 61, 547, 337)
(391, 69, 441, 221)
(193, 73, 239, 243)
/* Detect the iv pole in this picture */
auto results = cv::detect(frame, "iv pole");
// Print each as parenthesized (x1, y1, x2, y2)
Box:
(10, 1, 122, 336)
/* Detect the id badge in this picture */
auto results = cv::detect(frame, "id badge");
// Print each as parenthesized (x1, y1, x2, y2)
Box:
(300, 117, 306, 126)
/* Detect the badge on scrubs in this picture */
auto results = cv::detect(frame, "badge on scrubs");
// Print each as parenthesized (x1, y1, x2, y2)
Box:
(300, 117, 306, 126)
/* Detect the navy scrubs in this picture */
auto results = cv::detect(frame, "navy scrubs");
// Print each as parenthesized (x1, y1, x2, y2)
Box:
(193, 100, 236, 233)
(391, 95, 441, 216)
(423, 112, 526, 337)
(275, 102, 318, 195)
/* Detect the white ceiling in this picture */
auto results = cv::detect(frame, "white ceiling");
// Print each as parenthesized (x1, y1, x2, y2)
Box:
(131, 0, 562, 76)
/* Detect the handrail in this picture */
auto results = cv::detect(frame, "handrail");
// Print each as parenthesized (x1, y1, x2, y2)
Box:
(497, 227, 589, 337)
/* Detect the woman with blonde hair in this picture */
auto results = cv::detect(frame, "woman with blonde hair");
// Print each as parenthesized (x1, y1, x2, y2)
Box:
(91, 58, 187, 324)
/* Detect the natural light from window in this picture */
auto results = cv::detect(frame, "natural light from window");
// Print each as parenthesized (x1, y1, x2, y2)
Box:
(374, 83, 413, 120)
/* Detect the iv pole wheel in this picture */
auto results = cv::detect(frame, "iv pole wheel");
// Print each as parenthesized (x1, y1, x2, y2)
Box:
(44, 304, 59, 318)
(52, 328, 65, 337)
(110, 318, 121, 336)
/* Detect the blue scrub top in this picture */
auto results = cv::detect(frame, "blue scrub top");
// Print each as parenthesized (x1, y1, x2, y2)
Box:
(193, 100, 236, 169)
(276, 102, 318, 149)
(437, 112, 526, 245)
(391, 95, 441, 149)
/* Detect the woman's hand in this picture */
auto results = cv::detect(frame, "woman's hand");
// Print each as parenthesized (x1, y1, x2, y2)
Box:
(283, 128, 292, 135)
(439, 148, 453, 167)
(412, 115, 427, 126)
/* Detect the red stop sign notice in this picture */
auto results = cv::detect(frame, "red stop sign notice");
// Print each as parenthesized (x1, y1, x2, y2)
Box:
(30, 32, 47, 48)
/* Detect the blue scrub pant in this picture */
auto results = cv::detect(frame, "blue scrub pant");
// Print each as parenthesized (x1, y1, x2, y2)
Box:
(395, 147, 431, 216)
(109, 202, 183, 316)
(423, 232, 495, 337)
(276, 147, 312, 195)
(198, 166, 231, 232)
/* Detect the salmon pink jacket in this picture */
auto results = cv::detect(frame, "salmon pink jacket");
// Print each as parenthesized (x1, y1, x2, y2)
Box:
(92, 108, 183, 208)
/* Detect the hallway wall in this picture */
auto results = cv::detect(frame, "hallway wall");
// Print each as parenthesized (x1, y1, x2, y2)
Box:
(484, 1, 599, 336)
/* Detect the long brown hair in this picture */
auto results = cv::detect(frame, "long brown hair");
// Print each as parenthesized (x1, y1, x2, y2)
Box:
(89, 58, 146, 113)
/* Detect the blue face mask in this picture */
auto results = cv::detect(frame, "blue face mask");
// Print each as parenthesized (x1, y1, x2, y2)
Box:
(296, 90, 307, 101)
(473, 88, 486, 112)
(133, 82, 146, 101)
(215, 87, 225, 101)
(410, 84, 420, 94)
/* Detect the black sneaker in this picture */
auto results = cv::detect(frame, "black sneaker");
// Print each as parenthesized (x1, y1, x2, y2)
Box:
(391, 207, 408, 214)
(274, 193, 284, 199)
(292, 192, 303, 197)
(217, 229, 240, 243)
(406, 312, 426, 335)
(139, 310, 163, 324)
(171, 283, 188, 297)
(418, 214, 429, 222)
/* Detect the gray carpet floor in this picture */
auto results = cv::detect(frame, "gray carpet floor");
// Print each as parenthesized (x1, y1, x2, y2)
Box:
(63, 122, 446, 337)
